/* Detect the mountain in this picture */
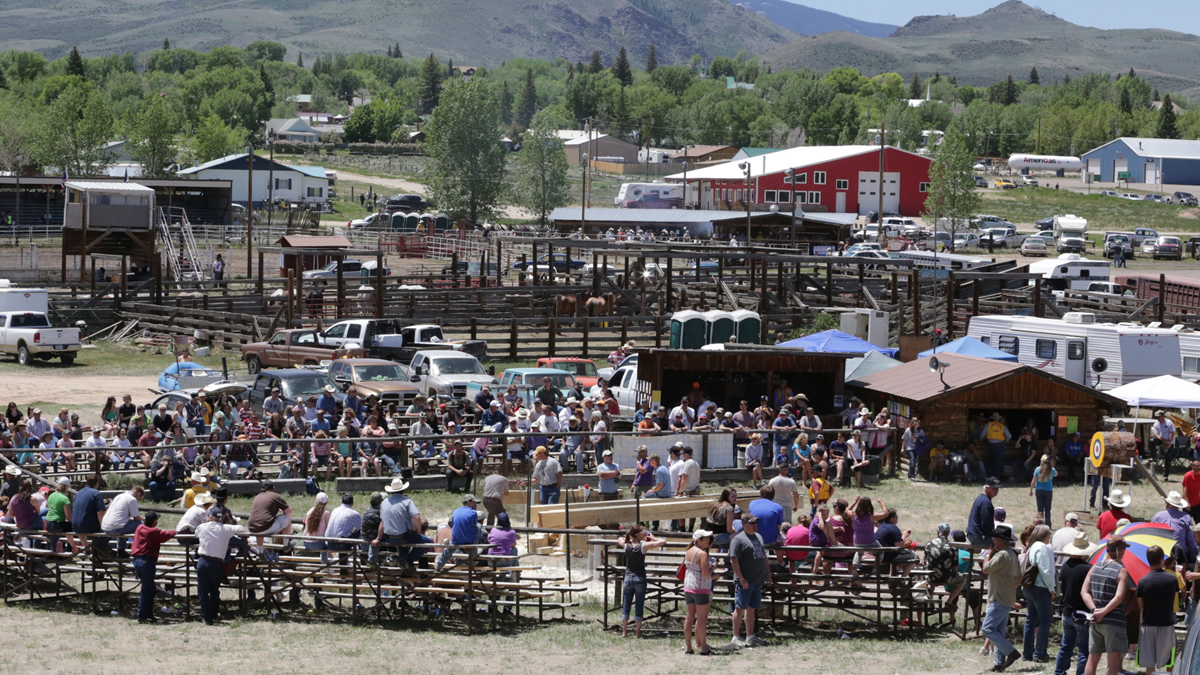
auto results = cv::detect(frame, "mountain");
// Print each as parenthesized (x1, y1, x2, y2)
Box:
(0, 0, 799, 65)
(762, 0, 1200, 98)
(738, 1, 896, 38)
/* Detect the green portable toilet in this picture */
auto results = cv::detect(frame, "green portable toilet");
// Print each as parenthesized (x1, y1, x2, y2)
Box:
(434, 214, 450, 232)
(671, 310, 707, 350)
(706, 310, 735, 345)
(405, 213, 420, 231)
(390, 213, 407, 231)
(731, 310, 761, 344)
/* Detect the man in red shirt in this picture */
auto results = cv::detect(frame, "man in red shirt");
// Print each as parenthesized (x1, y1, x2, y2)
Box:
(130, 512, 176, 623)
(1097, 488, 1133, 539)
(1184, 461, 1200, 523)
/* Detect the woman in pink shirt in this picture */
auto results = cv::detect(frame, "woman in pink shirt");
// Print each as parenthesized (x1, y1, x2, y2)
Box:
(683, 529, 716, 655)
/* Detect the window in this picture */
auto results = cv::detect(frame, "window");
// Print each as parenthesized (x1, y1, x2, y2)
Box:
(836, 179, 849, 190)
(788, 173, 807, 184)
(324, 324, 345, 339)
(998, 335, 1019, 355)
(1185, 356, 1200, 374)
(764, 190, 777, 203)
(919, 182, 930, 192)
(347, 325, 361, 339)
(1035, 339, 1057, 359)
(307, 187, 323, 197)
(813, 171, 827, 185)
(777, 191, 790, 204)
(1068, 341, 1085, 360)
(979, 336, 990, 346)
(796, 192, 807, 204)
(808, 191, 821, 205)
(274, 178, 293, 190)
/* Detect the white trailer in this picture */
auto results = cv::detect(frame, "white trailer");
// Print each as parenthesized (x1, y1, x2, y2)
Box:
(966, 312, 1181, 390)
(1028, 254, 1110, 295)
(0, 280, 49, 314)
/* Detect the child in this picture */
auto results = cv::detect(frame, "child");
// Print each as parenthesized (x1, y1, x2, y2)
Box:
(277, 444, 301, 479)
(928, 442, 949, 483)
(808, 465, 833, 516)
(745, 433, 765, 487)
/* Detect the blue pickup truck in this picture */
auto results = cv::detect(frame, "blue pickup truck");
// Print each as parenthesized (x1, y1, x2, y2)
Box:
(465, 367, 577, 407)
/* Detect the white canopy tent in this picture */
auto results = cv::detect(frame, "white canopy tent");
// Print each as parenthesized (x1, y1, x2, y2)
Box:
(1107, 375, 1200, 409)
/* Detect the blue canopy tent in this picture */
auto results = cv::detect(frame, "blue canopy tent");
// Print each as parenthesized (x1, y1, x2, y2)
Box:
(158, 361, 209, 391)
(778, 329, 898, 357)
(918, 336, 1019, 362)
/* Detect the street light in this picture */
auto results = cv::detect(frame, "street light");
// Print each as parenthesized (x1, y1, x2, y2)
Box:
(580, 152, 589, 236)
(738, 161, 751, 244)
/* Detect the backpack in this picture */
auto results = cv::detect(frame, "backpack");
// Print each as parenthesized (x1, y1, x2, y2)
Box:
(1019, 550, 1040, 588)
(305, 476, 321, 496)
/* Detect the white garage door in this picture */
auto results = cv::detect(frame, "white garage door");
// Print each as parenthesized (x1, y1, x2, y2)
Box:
(857, 171, 900, 214)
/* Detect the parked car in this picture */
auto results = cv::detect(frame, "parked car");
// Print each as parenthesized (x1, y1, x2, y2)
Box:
(1086, 282, 1135, 297)
(535, 357, 599, 389)
(865, 210, 901, 224)
(1028, 231, 1056, 247)
(1099, 190, 1119, 197)
(1129, 228, 1160, 245)
(845, 242, 883, 255)
(846, 250, 891, 260)
(326, 358, 421, 408)
(1170, 191, 1198, 206)
(0, 311, 82, 366)
(1119, 193, 1142, 201)
(1141, 239, 1158, 256)
(1021, 176, 1040, 187)
(1142, 194, 1168, 203)
(1153, 235, 1183, 260)
(1186, 236, 1200, 258)
(241, 329, 363, 374)
(247, 369, 347, 409)
(385, 194, 431, 214)
(973, 176, 988, 188)
(402, 350, 495, 402)
(626, 194, 682, 209)
(1056, 235, 1086, 254)
(511, 253, 586, 272)
(994, 179, 1017, 190)
(1034, 216, 1055, 231)
(952, 233, 980, 249)
(348, 213, 386, 229)
(973, 214, 1015, 229)
(466, 367, 578, 406)
(979, 226, 1022, 248)
(1102, 234, 1134, 259)
(1020, 237, 1048, 256)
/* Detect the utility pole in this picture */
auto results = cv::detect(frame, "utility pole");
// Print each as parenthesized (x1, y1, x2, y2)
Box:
(267, 134, 275, 229)
(246, 146, 254, 278)
(738, 161, 752, 244)
(644, 115, 653, 179)
(581, 153, 589, 235)
(878, 120, 886, 234)
(587, 117, 594, 208)
(682, 158, 689, 209)
(1036, 116, 1042, 155)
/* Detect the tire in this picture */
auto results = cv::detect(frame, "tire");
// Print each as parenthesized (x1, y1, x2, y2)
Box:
(61, 354, 75, 365)
(247, 355, 262, 375)
(16, 344, 31, 366)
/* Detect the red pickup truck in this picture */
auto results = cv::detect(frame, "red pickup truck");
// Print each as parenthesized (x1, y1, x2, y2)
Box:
(241, 329, 363, 374)
(535, 357, 599, 389)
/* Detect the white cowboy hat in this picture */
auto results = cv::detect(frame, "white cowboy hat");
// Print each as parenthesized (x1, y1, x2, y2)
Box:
(990, 412, 1002, 421)
(4, 465, 22, 476)
(1165, 490, 1189, 510)
(193, 492, 216, 506)
(385, 477, 410, 493)
(1061, 529, 1102, 557)
(858, 407, 870, 415)
(1105, 488, 1132, 509)
(189, 471, 206, 483)
(517, 408, 529, 419)
(323, 385, 336, 393)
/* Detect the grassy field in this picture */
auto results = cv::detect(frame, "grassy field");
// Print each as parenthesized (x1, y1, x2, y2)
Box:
(979, 186, 1198, 232)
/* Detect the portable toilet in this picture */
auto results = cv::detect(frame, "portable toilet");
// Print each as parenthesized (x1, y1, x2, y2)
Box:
(434, 214, 450, 232)
(731, 309, 762, 344)
(389, 213, 410, 231)
(670, 310, 707, 349)
(405, 213, 421, 231)
(705, 310, 735, 344)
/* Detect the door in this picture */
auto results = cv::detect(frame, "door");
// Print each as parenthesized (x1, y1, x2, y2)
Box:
(856, 172, 899, 214)
(1145, 161, 1159, 185)
(1065, 340, 1086, 384)
(835, 192, 847, 213)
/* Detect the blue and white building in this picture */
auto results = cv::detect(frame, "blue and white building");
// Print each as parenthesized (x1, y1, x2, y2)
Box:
(1080, 137, 1200, 185)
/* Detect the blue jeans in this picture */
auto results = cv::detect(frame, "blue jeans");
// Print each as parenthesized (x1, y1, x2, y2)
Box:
(229, 460, 253, 480)
(982, 602, 1015, 667)
(104, 519, 140, 555)
(380, 454, 401, 475)
(540, 485, 560, 505)
(382, 532, 431, 565)
(907, 449, 920, 478)
(196, 557, 223, 624)
(1022, 585, 1052, 660)
(1054, 616, 1089, 675)
(1089, 475, 1111, 508)
(1035, 489, 1053, 524)
(734, 583, 762, 610)
(987, 441, 1005, 480)
(304, 540, 329, 564)
(133, 556, 158, 621)
(622, 575, 646, 621)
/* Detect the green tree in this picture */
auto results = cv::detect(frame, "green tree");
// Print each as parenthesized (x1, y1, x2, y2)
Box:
(498, 80, 514, 125)
(1003, 74, 1018, 105)
(190, 113, 245, 163)
(511, 120, 570, 226)
(587, 50, 604, 74)
(247, 41, 287, 62)
(516, 68, 537, 127)
(0, 99, 33, 182)
(296, 52, 303, 68)
(650, 65, 696, 98)
(10, 52, 47, 83)
(1119, 87, 1133, 115)
(612, 46, 633, 87)
(34, 81, 113, 175)
(419, 53, 442, 114)
(806, 93, 859, 145)
(645, 44, 658, 73)
(394, 43, 402, 59)
(342, 102, 377, 142)
(1157, 94, 1181, 139)
(824, 66, 869, 96)
(127, 96, 178, 178)
(259, 64, 273, 96)
(424, 77, 508, 226)
(908, 73, 921, 99)
(65, 46, 86, 79)
(0, 65, 7, 90)
(923, 125, 980, 250)
(1028, 67, 1040, 85)
(162, 38, 170, 50)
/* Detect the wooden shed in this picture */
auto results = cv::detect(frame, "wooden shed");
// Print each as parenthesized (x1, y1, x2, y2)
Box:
(637, 345, 853, 416)
(850, 352, 1123, 457)
(274, 235, 352, 276)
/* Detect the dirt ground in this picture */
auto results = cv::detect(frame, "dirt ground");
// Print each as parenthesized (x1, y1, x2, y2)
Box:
(3, 374, 151, 407)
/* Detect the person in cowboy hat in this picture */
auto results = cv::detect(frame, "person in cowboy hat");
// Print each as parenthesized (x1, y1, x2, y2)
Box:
(1, 463, 23, 499)
(315, 384, 338, 417)
(1081, 535, 1132, 675)
(1152, 490, 1199, 565)
(1151, 409, 1178, 478)
(1057, 529, 1102, 674)
(371, 477, 430, 568)
(1097, 488, 1133, 539)
(181, 471, 210, 509)
(981, 523, 1022, 672)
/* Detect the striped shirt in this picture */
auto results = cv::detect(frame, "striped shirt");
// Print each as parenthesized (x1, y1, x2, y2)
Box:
(243, 420, 264, 441)
(1088, 559, 1126, 626)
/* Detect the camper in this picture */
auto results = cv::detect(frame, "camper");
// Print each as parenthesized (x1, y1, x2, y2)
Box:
(966, 313, 1181, 390)
(889, 250, 994, 276)
(1052, 215, 1088, 252)
(614, 182, 683, 208)
(0, 281, 49, 314)
(1028, 254, 1110, 297)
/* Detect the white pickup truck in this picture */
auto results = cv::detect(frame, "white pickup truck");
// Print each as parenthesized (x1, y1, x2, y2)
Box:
(0, 312, 82, 365)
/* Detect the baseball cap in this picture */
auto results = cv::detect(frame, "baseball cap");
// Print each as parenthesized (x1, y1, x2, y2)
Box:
(1065, 512, 1079, 523)
(57, 477, 71, 486)
(984, 477, 1002, 489)
(742, 515, 759, 525)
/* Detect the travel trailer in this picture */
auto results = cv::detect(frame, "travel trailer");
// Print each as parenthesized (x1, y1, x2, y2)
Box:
(966, 312, 1181, 390)
(614, 182, 683, 208)
(1028, 254, 1111, 297)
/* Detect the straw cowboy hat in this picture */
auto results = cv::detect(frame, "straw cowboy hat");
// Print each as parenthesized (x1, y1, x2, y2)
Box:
(1106, 488, 1132, 509)
(1165, 490, 1189, 510)
(516, 408, 529, 419)
(4, 465, 22, 476)
(385, 477, 410, 493)
(858, 407, 871, 416)
(193, 492, 216, 506)
(990, 412, 1002, 421)
(189, 472, 206, 483)
(1061, 529, 1102, 557)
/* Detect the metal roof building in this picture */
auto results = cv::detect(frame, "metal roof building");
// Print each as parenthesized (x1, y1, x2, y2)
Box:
(1081, 137, 1200, 185)
(549, 207, 855, 244)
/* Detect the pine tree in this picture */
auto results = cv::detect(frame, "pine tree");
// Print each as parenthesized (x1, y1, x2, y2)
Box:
(162, 38, 171, 50)
(612, 46, 633, 87)
(0, 65, 7, 90)
(297, 52, 304, 68)
(908, 73, 921, 99)
(1157, 94, 1181, 139)
(65, 46, 85, 79)
(387, 45, 394, 58)
(610, 86, 630, 137)
(565, 61, 574, 83)
(420, 53, 442, 113)
(1003, 74, 1017, 105)
(1153, 88, 1161, 102)
(1128, 67, 1136, 79)
(1029, 67, 1039, 85)
(932, 71, 941, 83)
(645, 44, 658, 73)
(447, 58, 456, 78)
(516, 68, 537, 127)
(1063, 73, 1070, 84)
(499, 80, 514, 125)
(259, 64, 273, 95)
(576, 60, 585, 76)
(1119, 87, 1132, 115)
(394, 43, 401, 59)
(587, 50, 603, 74)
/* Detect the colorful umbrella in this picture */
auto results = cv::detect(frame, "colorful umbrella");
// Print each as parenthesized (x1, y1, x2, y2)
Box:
(1088, 521, 1178, 583)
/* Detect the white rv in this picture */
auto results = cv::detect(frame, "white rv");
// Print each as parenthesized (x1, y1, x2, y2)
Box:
(1028, 254, 1110, 297)
(966, 312, 1181, 390)
(614, 182, 683, 208)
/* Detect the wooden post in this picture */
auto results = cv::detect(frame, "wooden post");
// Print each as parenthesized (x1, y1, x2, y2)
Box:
(717, 256, 724, 296)
(495, 239, 502, 287)
(548, 318, 557, 357)
(509, 318, 518, 360)
(911, 270, 921, 335)
(375, 253, 384, 318)
(470, 317, 477, 340)
(620, 316, 628, 345)
(531, 242, 539, 286)
(776, 259, 783, 297)
(638, 256, 646, 315)
(824, 262, 833, 307)
(946, 272, 955, 332)
(89, 258, 96, 295)
(749, 256, 756, 291)
(760, 258, 769, 343)
(452, 252, 460, 288)
(591, 252, 600, 295)
(285, 269, 294, 327)
(622, 255, 630, 290)
(545, 242, 553, 286)
(119, 256, 127, 310)
(654, 315, 662, 348)
(582, 317, 590, 357)
(1033, 279, 1043, 318)
(335, 254, 345, 320)
(257, 249, 265, 300)
(1159, 273, 1167, 324)
(665, 256, 673, 312)
(856, 264, 865, 306)
(890, 271, 898, 306)
(519, 254, 527, 286)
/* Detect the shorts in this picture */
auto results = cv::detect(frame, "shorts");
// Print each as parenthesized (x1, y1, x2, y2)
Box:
(684, 591, 712, 606)
(46, 520, 72, 533)
(1089, 622, 1130, 655)
(315, 455, 330, 467)
(889, 550, 919, 566)
(734, 583, 762, 610)
(1137, 625, 1175, 669)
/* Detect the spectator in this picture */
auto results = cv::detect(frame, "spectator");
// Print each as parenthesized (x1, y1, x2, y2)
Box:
(194, 508, 245, 625)
(248, 481, 292, 558)
(808, 464, 833, 517)
(101, 486, 145, 556)
(745, 433, 765, 487)
(531, 446, 562, 505)
(901, 417, 926, 481)
(130, 511, 176, 623)
(748, 485, 785, 548)
(967, 478, 1001, 547)
(361, 492, 383, 563)
(71, 474, 106, 552)
(1151, 410, 1177, 479)
(1052, 512, 1082, 554)
(1029, 454, 1057, 524)
(920, 523, 967, 619)
(927, 441, 949, 482)
(767, 459, 800, 526)
(302, 492, 331, 562)
(371, 477, 430, 569)
(729, 515, 768, 649)
(846, 429, 870, 488)
(1097, 489, 1133, 539)
(444, 441, 474, 494)
(435, 494, 485, 571)
(488, 512, 518, 569)
(1135, 545, 1179, 675)
(631, 445, 652, 497)
(1184, 460, 1200, 523)
(981, 524, 1022, 672)
(482, 472, 509, 526)
(1057, 529, 1099, 675)
(176, 492, 215, 535)
(617, 524, 665, 638)
(1021, 524, 1055, 663)
(782, 516, 811, 571)
(44, 477, 79, 553)
(1152, 490, 1198, 566)
(675, 447, 701, 497)
(705, 488, 739, 549)
(683, 529, 715, 655)
(1081, 536, 1132, 675)
(325, 493, 361, 564)
(984, 413, 1011, 482)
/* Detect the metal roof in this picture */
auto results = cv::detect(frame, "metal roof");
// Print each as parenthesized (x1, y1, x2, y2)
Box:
(275, 235, 351, 248)
(666, 145, 930, 181)
(550, 207, 856, 226)
(64, 180, 154, 193)
(1083, 137, 1200, 160)
(291, 165, 329, 180)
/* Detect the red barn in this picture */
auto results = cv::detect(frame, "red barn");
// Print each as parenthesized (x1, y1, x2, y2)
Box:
(667, 145, 933, 217)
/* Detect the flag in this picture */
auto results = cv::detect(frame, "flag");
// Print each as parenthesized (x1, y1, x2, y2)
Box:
(123, 168, 129, 183)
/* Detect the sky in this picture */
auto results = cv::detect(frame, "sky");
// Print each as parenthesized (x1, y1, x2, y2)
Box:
(792, 0, 1200, 35)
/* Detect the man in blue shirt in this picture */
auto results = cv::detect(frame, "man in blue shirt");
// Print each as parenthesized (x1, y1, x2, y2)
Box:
(748, 485, 785, 547)
(480, 400, 507, 432)
(72, 474, 108, 548)
(1062, 431, 1085, 482)
(435, 494, 484, 570)
(315, 386, 338, 417)
(310, 408, 332, 434)
(771, 410, 797, 456)
(966, 477, 1000, 548)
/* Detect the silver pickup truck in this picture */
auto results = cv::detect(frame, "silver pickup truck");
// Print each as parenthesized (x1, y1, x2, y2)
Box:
(0, 311, 82, 365)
